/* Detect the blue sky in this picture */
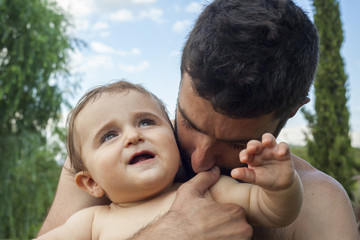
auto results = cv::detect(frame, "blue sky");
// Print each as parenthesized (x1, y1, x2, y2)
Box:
(55, 0, 360, 147)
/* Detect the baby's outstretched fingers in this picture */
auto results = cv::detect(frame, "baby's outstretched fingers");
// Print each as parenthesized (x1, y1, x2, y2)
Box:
(239, 140, 264, 164)
(277, 142, 291, 159)
(239, 149, 250, 163)
(245, 139, 264, 155)
(231, 167, 256, 184)
(261, 133, 277, 148)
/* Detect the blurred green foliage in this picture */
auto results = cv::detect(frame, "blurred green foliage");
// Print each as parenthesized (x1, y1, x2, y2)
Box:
(302, 0, 360, 199)
(0, 0, 77, 238)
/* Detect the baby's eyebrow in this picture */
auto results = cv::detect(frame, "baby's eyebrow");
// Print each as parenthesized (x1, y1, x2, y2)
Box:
(93, 121, 115, 142)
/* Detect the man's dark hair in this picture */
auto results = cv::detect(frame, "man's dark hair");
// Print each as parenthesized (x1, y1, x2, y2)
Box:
(181, 0, 319, 119)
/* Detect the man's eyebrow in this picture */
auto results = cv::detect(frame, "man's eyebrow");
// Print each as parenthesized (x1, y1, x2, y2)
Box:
(178, 103, 259, 144)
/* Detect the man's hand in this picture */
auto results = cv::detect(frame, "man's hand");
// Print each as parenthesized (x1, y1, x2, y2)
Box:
(171, 167, 253, 239)
(130, 167, 253, 240)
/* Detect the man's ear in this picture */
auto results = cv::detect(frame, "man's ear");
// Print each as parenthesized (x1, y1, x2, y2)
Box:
(75, 171, 105, 198)
(288, 97, 310, 119)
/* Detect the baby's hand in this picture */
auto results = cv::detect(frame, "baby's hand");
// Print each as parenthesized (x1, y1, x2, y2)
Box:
(231, 133, 295, 191)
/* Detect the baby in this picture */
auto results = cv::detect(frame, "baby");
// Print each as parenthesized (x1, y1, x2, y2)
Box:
(37, 80, 302, 239)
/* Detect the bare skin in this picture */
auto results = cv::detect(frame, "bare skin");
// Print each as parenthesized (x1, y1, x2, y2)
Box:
(38, 159, 110, 233)
(128, 169, 253, 240)
(39, 84, 358, 240)
(38, 158, 253, 240)
(174, 73, 359, 240)
(252, 154, 359, 240)
(39, 155, 357, 240)
(39, 105, 302, 239)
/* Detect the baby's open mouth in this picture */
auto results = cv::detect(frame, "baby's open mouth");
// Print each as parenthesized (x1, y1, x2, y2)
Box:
(129, 152, 155, 165)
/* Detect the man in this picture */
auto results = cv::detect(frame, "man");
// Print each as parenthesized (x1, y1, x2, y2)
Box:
(39, 0, 358, 239)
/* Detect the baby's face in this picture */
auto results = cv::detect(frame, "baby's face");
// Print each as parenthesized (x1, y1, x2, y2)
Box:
(75, 90, 180, 203)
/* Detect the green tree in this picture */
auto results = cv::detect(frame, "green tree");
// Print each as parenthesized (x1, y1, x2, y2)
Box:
(0, 0, 76, 238)
(302, 0, 358, 198)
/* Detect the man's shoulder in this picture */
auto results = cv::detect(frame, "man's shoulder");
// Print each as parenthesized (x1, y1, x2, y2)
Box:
(290, 155, 358, 239)
(292, 154, 345, 192)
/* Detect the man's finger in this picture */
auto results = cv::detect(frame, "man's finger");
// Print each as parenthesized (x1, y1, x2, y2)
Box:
(183, 166, 220, 196)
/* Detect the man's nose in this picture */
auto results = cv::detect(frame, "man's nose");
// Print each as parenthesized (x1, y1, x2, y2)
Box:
(191, 137, 217, 173)
(124, 127, 143, 147)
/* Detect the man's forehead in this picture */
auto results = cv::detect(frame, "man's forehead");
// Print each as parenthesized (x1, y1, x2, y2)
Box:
(177, 73, 280, 141)
(177, 102, 257, 143)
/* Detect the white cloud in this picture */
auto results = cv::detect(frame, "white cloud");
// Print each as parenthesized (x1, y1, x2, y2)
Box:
(116, 48, 141, 57)
(170, 50, 180, 58)
(74, 19, 91, 32)
(110, 9, 135, 22)
(87, 55, 115, 70)
(55, 0, 95, 17)
(351, 132, 360, 148)
(99, 31, 111, 38)
(185, 2, 203, 13)
(109, 7, 163, 23)
(68, 49, 85, 72)
(277, 126, 360, 148)
(119, 61, 149, 73)
(133, 0, 157, 4)
(277, 126, 308, 146)
(89, 42, 140, 56)
(92, 21, 110, 31)
(131, 48, 141, 55)
(92, 0, 157, 11)
(54, 0, 95, 33)
(172, 20, 191, 33)
(139, 8, 164, 23)
(90, 55, 113, 68)
(117, 48, 141, 56)
(90, 41, 114, 54)
(70, 50, 114, 73)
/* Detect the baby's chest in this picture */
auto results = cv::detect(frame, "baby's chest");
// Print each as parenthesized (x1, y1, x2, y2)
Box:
(95, 196, 175, 239)
(96, 215, 153, 240)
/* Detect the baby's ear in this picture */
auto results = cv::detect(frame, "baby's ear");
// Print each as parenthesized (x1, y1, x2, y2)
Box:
(75, 171, 105, 198)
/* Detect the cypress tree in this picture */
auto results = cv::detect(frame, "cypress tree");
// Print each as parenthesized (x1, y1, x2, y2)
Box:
(302, 0, 358, 197)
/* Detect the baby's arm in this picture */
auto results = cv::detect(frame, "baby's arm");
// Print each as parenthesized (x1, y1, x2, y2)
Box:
(35, 206, 98, 240)
(209, 133, 303, 228)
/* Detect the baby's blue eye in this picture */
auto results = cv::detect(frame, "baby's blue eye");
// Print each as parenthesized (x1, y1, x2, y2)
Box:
(139, 118, 155, 127)
(101, 132, 117, 143)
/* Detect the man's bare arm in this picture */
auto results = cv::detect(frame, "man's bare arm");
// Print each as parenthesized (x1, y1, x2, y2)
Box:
(37, 157, 109, 236)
